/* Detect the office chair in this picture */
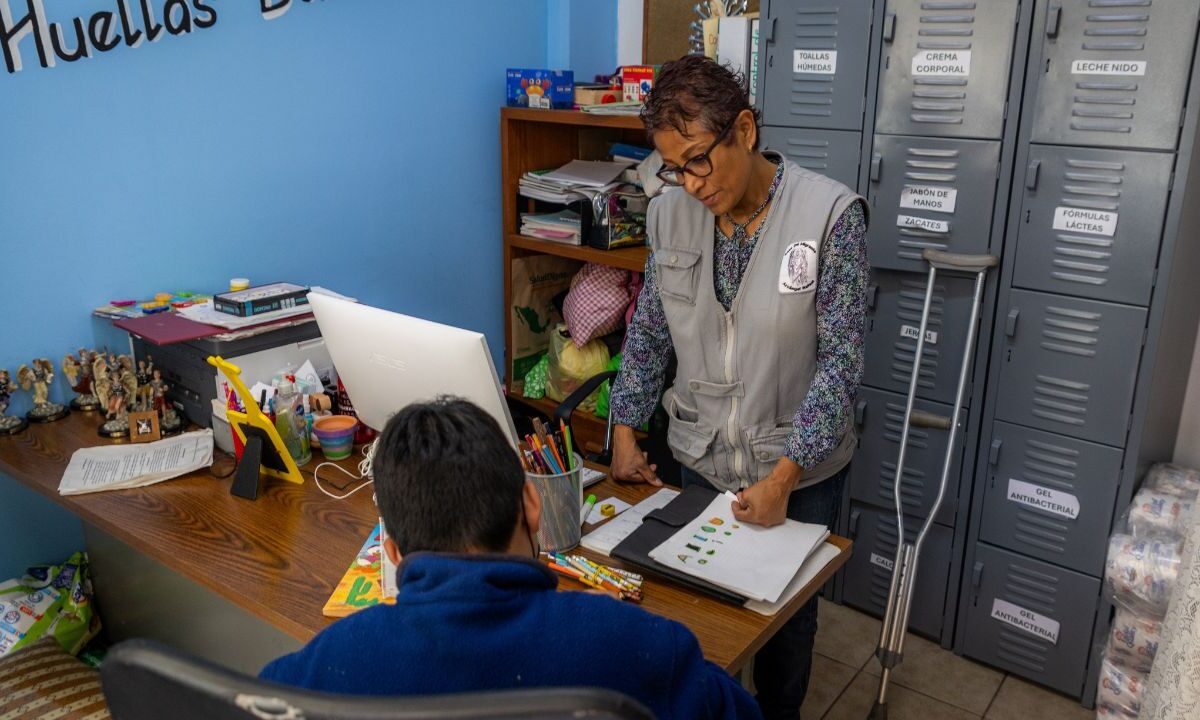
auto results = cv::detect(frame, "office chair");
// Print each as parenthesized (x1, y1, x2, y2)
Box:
(100, 639, 654, 720)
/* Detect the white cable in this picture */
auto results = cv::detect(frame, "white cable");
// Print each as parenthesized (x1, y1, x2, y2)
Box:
(313, 440, 377, 500)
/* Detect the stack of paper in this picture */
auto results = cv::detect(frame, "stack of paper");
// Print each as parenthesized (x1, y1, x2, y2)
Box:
(647, 494, 830, 603)
(518, 160, 631, 205)
(580, 101, 643, 115)
(520, 209, 583, 244)
(58, 430, 215, 495)
(177, 286, 354, 331)
(582, 488, 680, 556)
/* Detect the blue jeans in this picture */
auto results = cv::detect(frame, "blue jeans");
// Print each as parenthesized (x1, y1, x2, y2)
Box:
(681, 465, 847, 720)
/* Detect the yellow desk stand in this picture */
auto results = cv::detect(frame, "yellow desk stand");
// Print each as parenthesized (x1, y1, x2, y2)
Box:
(208, 355, 304, 500)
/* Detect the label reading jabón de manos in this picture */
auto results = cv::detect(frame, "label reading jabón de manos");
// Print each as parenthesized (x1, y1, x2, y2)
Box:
(899, 185, 957, 214)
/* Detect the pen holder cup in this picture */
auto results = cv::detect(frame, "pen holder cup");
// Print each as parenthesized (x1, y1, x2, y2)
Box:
(526, 454, 584, 553)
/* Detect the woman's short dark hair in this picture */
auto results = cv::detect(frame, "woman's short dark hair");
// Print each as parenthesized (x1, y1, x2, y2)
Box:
(371, 397, 525, 555)
(641, 54, 761, 149)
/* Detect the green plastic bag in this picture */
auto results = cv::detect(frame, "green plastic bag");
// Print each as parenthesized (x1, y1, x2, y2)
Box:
(0, 552, 97, 658)
(522, 353, 550, 399)
(594, 353, 624, 419)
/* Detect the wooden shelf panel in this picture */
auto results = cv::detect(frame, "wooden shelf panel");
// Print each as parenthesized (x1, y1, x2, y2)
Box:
(501, 107, 645, 130)
(507, 234, 648, 273)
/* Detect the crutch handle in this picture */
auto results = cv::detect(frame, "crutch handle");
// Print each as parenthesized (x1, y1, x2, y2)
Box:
(921, 249, 999, 274)
(909, 409, 953, 430)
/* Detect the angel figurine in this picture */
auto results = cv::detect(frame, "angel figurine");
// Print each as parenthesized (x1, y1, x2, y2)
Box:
(150, 368, 183, 435)
(62, 349, 101, 412)
(93, 354, 137, 438)
(135, 357, 154, 411)
(17, 358, 69, 423)
(0, 369, 27, 435)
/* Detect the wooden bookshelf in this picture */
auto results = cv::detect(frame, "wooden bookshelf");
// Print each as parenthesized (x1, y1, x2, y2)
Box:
(500, 108, 650, 451)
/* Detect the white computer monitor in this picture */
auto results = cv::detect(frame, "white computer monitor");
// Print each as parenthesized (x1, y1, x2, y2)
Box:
(307, 292, 519, 447)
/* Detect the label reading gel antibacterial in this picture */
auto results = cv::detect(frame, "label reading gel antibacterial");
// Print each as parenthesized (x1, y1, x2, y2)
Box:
(991, 599, 1061, 644)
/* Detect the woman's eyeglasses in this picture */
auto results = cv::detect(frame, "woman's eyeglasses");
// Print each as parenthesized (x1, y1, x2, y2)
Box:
(656, 118, 737, 187)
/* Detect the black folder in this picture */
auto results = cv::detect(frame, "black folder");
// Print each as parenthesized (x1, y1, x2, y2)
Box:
(611, 485, 748, 605)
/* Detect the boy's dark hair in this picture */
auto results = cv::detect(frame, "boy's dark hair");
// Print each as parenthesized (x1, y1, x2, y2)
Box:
(640, 54, 761, 150)
(371, 397, 525, 555)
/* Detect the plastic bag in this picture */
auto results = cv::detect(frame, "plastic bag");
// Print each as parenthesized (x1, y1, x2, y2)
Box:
(594, 353, 623, 419)
(1105, 534, 1182, 617)
(0, 552, 97, 658)
(562, 263, 635, 347)
(1105, 607, 1161, 673)
(522, 354, 550, 400)
(546, 324, 610, 413)
(1096, 656, 1147, 718)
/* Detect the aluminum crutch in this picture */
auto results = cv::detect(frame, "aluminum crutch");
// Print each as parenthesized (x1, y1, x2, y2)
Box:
(868, 249, 999, 720)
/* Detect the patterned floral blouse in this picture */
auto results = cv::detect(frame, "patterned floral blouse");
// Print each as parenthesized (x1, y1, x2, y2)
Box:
(609, 186, 868, 472)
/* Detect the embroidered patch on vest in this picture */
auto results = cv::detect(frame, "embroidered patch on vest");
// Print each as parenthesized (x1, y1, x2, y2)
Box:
(779, 241, 818, 293)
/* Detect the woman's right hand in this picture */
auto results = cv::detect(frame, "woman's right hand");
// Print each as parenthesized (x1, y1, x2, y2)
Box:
(610, 425, 663, 486)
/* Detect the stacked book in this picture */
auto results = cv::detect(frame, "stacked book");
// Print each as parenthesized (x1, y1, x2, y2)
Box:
(520, 209, 582, 245)
(518, 159, 631, 204)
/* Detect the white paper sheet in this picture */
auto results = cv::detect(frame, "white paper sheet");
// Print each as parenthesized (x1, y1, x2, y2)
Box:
(744, 542, 841, 616)
(581, 488, 679, 556)
(648, 495, 830, 603)
(59, 430, 215, 495)
(585, 497, 632, 525)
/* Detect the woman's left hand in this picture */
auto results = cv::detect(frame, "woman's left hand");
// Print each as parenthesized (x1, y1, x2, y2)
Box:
(731, 458, 804, 527)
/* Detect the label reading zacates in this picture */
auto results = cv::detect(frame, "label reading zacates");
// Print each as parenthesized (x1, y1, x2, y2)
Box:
(1007, 479, 1080, 520)
(1072, 60, 1147, 76)
(1052, 207, 1118, 237)
(991, 599, 1061, 645)
(870, 553, 894, 571)
(912, 50, 971, 77)
(899, 185, 957, 214)
(897, 214, 949, 234)
(794, 49, 838, 74)
(900, 325, 939, 345)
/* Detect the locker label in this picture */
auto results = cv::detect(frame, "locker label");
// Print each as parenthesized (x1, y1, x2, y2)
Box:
(897, 214, 949, 234)
(1007, 479, 1080, 520)
(1071, 60, 1147, 77)
(991, 598, 1061, 644)
(1052, 207, 1118, 237)
(794, 50, 838, 75)
(870, 553, 894, 571)
(900, 325, 939, 345)
(911, 50, 971, 77)
(899, 185, 957, 214)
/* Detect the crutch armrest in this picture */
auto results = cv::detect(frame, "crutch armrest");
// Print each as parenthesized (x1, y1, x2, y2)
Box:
(921, 249, 999, 274)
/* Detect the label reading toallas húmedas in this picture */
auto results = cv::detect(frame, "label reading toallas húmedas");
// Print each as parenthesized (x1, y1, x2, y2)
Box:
(991, 599, 1061, 645)
(794, 50, 837, 74)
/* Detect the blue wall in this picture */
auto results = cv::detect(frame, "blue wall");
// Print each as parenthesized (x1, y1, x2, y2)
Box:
(0, 0, 567, 579)
(546, 0, 619, 82)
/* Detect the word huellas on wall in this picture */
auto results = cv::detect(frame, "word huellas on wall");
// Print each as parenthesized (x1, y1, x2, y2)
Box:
(0, 0, 318, 74)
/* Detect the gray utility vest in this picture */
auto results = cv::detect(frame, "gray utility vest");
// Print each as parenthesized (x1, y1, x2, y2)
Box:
(650, 158, 863, 493)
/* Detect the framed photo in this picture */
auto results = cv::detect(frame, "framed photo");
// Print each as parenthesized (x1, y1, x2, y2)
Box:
(128, 411, 161, 443)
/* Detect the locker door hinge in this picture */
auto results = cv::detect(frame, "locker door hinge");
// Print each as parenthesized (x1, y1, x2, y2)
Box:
(766, 17, 777, 44)
(1168, 171, 1176, 191)
(1141, 326, 1149, 349)
(883, 12, 896, 43)
(1003, 101, 1009, 121)
(989, 438, 1003, 465)
(971, 561, 984, 589)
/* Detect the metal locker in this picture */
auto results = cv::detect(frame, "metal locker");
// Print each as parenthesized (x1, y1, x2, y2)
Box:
(761, 126, 862, 189)
(760, 0, 875, 131)
(1029, 0, 1200, 151)
(874, 0, 1020, 139)
(841, 502, 953, 639)
(994, 289, 1147, 447)
(961, 543, 1101, 696)
(850, 386, 964, 526)
(864, 270, 978, 405)
(1012, 145, 1174, 307)
(978, 421, 1125, 577)
(866, 134, 1001, 272)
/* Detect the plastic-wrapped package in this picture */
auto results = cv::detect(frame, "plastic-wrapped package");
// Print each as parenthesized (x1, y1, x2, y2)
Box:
(1141, 463, 1200, 497)
(1105, 535, 1182, 617)
(1128, 487, 1195, 538)
(1097, 656, 1147, 718)
(1106, 607, 1161, 673)
(545, 324, 611, 413)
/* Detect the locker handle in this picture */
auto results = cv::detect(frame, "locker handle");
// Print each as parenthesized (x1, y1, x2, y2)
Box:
(989, 438, 1003, 466)
(910, 410, 952, 430)
(867, 282, 879, 310)
(849, 509, 861, 537)
(883, 12, 896, 43)
(1005, 308, 1021, 337)
(766, 17, 777, 44)
(971, 561, 984, 589)
(854, 399, 867, 427)
(1025, 159, 1041, 190)
(1045, 5, 1062, 38)
(870, 152, 882, 182)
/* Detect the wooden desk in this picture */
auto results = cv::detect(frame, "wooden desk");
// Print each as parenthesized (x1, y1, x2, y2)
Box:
(0, 413, 850, 674)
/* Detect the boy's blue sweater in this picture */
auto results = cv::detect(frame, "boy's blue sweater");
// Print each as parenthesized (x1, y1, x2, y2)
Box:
(261, 553, 761, 720)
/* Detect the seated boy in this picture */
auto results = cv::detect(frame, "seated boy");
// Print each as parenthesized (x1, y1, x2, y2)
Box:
(261, 397, 761, 720)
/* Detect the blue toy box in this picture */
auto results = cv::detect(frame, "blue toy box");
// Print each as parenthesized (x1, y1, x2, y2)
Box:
(506, 69, 575, 110)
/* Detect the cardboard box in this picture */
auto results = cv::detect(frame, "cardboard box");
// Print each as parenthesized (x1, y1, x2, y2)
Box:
(213, 282, 309, 317)
(621, 65, 660, 102)
(574, 83, 621, 106)
(506, 69, 575, 109)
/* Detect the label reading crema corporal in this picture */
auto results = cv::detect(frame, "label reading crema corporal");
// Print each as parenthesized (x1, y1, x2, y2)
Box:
(912, 50, 971, 77)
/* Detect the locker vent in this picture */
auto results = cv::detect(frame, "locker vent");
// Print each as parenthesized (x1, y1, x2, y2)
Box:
(995, 562, 1060, 671)
(907, 3, 979, 127)
(1050, 158, 1125, 288)
(788, 7, 843, 120)
(889, 277, 948, 392)
(780, 135, 835, 172)
(898, 146, 960, 260)
(1069, 2, 1151, 136)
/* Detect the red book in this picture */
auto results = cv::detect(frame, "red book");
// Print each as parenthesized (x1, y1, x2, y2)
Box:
(113, 313, 226, 345)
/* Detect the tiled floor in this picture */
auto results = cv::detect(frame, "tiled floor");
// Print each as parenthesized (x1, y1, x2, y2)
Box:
(802, 599, 1095, 720)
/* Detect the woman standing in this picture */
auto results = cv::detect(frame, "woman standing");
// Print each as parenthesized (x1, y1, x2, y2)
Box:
(609, 55, 869, 719)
